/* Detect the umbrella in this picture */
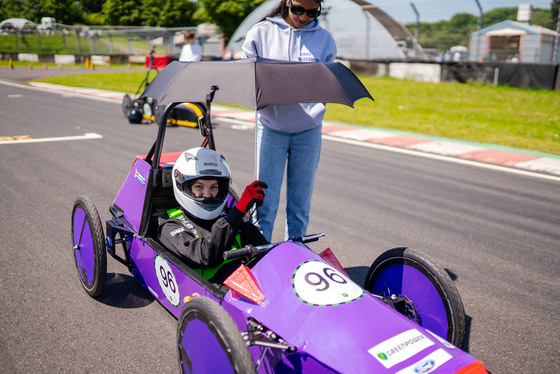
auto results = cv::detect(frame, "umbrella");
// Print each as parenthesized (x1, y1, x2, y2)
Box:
(140, 57, 373, 110)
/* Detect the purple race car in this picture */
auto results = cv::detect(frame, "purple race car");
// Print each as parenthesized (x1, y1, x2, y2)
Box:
(71, 59, 488, 373)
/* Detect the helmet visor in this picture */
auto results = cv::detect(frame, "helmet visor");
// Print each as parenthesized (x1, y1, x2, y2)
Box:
(175, 174, 229, 208)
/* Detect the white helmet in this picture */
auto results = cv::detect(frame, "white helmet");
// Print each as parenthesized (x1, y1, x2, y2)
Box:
(172, 147, 231, 220)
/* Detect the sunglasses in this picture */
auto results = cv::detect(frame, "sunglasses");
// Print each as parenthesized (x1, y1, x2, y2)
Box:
(289, 0, 321, 18)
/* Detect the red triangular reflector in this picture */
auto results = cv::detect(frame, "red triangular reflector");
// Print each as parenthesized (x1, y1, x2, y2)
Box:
(453, 361, 488, 374)
(223, 264, 265, 305)
(319, 247, 348, 276)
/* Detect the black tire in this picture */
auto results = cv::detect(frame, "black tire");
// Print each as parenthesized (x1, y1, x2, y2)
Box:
(122, 93, 133, 116)
(177, 297, 255, 374)
(364, 247, 466, 348)
(71, 196, 107, 298)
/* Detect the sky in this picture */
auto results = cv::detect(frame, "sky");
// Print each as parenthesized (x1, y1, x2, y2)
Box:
(368, 0, 554, 24)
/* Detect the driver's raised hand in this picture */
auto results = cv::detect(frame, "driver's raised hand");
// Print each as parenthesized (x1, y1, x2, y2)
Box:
(235, 181, 268, 214)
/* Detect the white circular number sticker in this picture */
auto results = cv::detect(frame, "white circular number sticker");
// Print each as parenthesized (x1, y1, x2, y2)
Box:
(155, 255, 180, 307)
(292, 261, 363, 306)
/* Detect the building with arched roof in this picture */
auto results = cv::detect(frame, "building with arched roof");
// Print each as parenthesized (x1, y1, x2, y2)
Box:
(225, 0, 425, 61)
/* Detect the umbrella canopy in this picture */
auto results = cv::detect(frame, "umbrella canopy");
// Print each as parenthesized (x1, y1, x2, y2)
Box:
(140, 57, 373, 110)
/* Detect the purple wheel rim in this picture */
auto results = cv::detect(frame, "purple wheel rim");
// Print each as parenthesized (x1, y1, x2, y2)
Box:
(72, 207, 95, 287)
(371, 260, 451, 341)
(179, 315, 235, 374)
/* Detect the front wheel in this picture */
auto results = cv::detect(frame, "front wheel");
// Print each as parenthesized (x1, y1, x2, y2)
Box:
(177, 297, 255, 374)
(364, 247, 466, 348)
(71, 196, 107, 298)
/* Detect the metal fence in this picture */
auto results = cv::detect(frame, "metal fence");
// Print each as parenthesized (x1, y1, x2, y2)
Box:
(0, 23, 224, 59)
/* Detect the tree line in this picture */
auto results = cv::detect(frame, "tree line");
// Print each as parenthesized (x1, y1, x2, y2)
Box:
(1, 0, 559, 49)
(0, 0, 267, 40)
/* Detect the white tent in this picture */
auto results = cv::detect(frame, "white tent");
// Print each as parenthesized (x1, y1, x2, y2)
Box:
(0, 18, 36, 30)
(225, 0, 425, 61)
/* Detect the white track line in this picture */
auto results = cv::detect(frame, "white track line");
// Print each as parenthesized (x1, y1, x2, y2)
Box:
(322, 135, 560, 183)
(0, 133, 103, 145)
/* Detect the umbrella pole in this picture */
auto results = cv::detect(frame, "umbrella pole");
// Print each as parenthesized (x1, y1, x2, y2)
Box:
(251, 111, 259, 225)
(254, 112, 258, 181)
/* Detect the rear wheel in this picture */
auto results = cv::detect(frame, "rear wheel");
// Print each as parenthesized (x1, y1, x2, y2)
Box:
(71, 196, 107, 298)
(177, 297, 255, 374)
(364, 247, 466, 347)
(122, 93, 133, 116)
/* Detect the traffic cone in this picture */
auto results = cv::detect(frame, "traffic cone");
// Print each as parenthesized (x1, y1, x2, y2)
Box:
(8, 58, 14, 69)
(84, 58, 89, 69)
(106, 62, 110, 69)
(90, 61, 95, 70)
(28, 63, 33, 70)
(43, 63, 48, 70)
(127, 62, 131, 69)
(58, 64, 62, 70)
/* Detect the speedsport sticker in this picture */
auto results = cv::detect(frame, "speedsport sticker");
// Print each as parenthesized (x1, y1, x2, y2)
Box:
(292, 260, 363, 306)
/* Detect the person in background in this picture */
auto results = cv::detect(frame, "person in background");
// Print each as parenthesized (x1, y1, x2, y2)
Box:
(241, 0, 336, 241)
(453, 51, 461, 62)
(179, 30, 202, 62)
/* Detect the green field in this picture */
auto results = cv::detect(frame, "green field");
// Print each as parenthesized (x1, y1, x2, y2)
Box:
(19, 70, 560, 156)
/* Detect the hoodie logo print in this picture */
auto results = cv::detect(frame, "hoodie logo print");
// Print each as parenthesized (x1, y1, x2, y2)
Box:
(298, 46, 319, 62)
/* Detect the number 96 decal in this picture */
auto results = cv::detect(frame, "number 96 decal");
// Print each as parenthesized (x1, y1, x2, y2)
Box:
(292, 260, 363, 306)
(155, 255, 180, 307)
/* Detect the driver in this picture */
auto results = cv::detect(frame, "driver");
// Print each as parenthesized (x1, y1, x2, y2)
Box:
(158, 147, 268, 281)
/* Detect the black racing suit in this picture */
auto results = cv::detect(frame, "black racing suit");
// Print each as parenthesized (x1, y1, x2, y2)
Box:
(158, 206, 267, 281)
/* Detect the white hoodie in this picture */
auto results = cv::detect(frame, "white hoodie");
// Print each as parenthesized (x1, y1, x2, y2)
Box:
(242, 16, 337, 133)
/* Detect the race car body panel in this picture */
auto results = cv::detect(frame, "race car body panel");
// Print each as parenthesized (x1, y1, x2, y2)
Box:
(224, 243, 480, 373)
(113, 157, 151, 232)
(128, 237, 223, 318)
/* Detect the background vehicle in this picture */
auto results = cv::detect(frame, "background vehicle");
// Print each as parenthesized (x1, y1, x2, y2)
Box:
(122, 51, 201, 127)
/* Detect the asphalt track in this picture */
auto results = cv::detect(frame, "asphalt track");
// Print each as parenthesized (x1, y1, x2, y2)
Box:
(0, 67, 559, 374)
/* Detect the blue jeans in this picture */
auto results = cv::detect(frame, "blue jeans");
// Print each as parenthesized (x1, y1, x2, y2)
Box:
(255, 122, 322, 241)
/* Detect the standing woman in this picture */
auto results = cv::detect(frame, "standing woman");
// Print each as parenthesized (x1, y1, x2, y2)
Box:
(179, 30, 202, 62)
(242, 0, 336, 241)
